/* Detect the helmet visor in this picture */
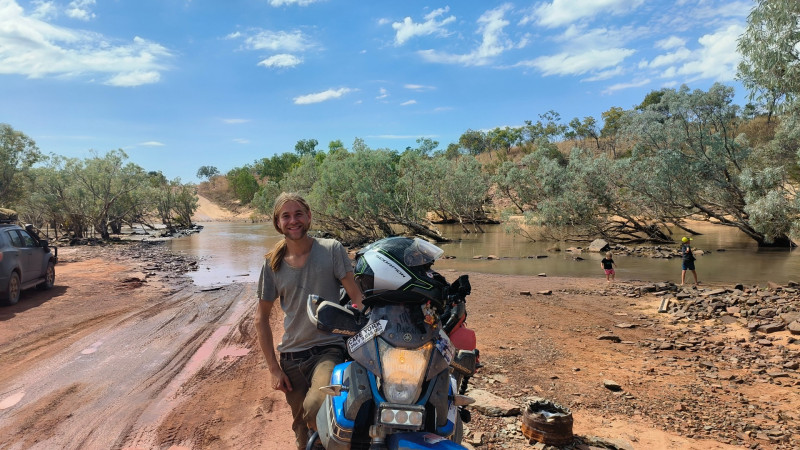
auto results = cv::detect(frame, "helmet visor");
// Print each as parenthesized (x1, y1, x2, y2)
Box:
(404, 238, 444, 266)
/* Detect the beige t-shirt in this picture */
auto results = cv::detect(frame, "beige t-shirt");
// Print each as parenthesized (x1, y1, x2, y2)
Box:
(258, 238, 351, 353)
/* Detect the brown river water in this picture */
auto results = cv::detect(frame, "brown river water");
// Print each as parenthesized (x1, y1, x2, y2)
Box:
(169, 221, 800, 288)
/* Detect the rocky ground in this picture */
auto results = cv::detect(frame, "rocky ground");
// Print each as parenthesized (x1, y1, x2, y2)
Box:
(1, 240, 798, 450)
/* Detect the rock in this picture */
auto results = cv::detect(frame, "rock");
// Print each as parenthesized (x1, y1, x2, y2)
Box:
(520, 291, 532, 296)
(588, 239, 610, 252)
(468, 389, 521, 417)
(758, 322, 785, 333)
(767, 281, 782, 290)
(615, 322, 636, 329)
(701, 288, 727, 297)
(603, 379, 622, 391)
(597, 333, 621, 343)
(538, 290, 552, 295)
(538, 273, 547, 277)
(788, 321, 800, 335)
(486, 255, 499, 260)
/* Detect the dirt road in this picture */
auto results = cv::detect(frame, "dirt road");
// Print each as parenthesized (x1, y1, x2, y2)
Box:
(1, 242, 798, 449)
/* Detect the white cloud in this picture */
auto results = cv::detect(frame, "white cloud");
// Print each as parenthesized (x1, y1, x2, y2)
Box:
(404, 84, 435, 91)
(603, 78, 651, 94)
(655, 36, 686, 50)
(527, 0, 645, 28)
(642, 24, 743, 83)
(672, 24, 742, 82)
(583, 66, 624, 81)
(518, 48, 635, 76)
(269, 0, 322, 6)
(0, 4, 171, 87)
(258, 54, 302, 68)
(392, 6, 456, 46)
(418, 4, 516, 66)
(233, 138, 250, 144)
(376, 87, 388, 100)
(239, 29, 313, 52)
(400, 100, 417, 106)
(66, 0, 95, 21)
(293, 87, 354, 105)
(222, 118, 250, 124)
(138, 141, 165, 147)
(30, 0, 57, 19)
(646, 47, 692, 68)
(106, 70, 161, 87)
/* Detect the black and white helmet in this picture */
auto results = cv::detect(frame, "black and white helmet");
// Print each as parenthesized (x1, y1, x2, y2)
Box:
(354, 237, 448, 308)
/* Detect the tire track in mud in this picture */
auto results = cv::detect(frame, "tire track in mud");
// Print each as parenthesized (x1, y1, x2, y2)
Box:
(137, 292, 295, 450)
(0, 282, 256, 449)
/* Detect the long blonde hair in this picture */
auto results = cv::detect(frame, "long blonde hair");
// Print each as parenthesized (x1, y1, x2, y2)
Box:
(266, 192, 311, 272)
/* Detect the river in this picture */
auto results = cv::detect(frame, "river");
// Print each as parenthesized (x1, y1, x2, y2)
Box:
(168, 221, 799, 288)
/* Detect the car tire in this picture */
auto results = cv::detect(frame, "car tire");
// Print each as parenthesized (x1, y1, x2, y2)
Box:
(3, 271, 21, 305)
(37, 261, 55, 290)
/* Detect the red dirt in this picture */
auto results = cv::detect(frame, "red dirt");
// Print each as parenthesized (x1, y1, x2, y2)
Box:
(0, 244, 797, 449)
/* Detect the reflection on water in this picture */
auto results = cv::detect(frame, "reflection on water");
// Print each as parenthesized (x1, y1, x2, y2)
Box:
(168, 222, 283, 288)
(169, 222, 799, 287)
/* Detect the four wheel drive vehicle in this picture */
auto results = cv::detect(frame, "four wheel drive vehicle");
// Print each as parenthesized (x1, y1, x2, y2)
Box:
(0, 209, 57, 305)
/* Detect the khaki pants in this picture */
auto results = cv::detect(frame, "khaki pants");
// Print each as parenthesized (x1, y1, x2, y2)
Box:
(280, 346, 344, 450)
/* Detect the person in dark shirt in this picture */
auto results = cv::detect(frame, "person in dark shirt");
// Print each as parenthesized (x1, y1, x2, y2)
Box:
(680, 236, 698, 285)
(600, 251, 616, 283)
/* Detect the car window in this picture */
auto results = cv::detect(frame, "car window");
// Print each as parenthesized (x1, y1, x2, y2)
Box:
(19, 230, 38, 247)
(6, 230, 24, 247)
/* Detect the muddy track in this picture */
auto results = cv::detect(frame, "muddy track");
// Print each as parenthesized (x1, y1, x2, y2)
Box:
(0, 276, 256, 449)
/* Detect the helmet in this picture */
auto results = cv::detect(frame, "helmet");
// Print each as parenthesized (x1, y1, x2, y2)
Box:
(681, 237, 691, 243)
(355, 237, 447, 308)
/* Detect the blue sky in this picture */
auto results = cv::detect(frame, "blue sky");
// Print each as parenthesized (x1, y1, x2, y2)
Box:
(1, 0, 754, 183)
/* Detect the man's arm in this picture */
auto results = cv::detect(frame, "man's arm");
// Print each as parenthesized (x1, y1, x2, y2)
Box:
(255, 299, 292, 392)
(340, 271, 363, 309)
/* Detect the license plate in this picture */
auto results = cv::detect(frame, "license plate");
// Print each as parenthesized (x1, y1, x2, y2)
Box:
(347, 319, 387, 353)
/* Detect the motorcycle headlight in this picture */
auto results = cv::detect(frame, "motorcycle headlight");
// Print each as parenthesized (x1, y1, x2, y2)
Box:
(378, 339, 433, 404)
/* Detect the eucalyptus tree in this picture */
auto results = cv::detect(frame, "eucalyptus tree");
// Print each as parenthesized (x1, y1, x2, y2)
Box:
(491, 140, 564, 215)
(226, 166, 259, 204)
(625, 83, 796, 246)
(521, 110, 568, 145)
(458, 129, 489, 156)
(567, 116, 600, 150)
(441, 155, 490, 232)
(0, 124, 43, 208)
(307, 141, 402, 243)
(737, 0, 800, 121)
(64, 150, 152, 240)
(601, 107, 626, 157)
(196, 165, 219, 180)
(295, 138, 319, 156)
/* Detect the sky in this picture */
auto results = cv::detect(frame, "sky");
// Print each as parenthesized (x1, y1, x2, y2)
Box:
(1, 0, 755, 183)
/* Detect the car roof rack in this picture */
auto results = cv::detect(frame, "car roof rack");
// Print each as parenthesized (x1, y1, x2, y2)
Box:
(0, 207, 19, 224)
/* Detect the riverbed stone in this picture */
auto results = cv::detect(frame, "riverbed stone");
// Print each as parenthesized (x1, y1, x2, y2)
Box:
(588, 239, 610, 252)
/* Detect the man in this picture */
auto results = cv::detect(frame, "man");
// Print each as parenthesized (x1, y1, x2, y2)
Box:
(680, 236, 698, 286)
(255, 192, 363, 450)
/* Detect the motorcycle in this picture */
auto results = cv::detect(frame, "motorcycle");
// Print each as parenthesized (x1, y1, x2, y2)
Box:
(306, 237, 479, 450)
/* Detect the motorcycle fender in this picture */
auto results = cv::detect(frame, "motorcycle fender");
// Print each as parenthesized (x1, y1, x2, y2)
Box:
(386, 432, 467, 449)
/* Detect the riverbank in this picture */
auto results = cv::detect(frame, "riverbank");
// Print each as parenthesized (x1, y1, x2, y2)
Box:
(0, 241, 797, 449)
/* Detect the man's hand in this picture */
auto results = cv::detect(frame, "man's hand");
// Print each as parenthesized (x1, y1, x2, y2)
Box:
(270, 366, 292, 392)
